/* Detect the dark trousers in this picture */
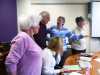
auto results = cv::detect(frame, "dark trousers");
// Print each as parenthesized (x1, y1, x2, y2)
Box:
(55, 48, 72, 69)
(72, 48, 86, 54)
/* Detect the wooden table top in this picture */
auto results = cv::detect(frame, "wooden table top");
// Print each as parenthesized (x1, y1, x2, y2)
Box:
(64, 52, 100, 75)
(90, 52, 100, 75)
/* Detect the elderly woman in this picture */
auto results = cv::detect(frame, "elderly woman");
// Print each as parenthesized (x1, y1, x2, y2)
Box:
(42, 37, 64, 75)
(5, 15, 42, 75)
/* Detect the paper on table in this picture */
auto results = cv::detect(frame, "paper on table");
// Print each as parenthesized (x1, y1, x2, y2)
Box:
(80, 56, 92, 62)
(94, 58, 100, 63)
(69, 72, 82, 75)
(97, 69, 100, 74)
(63, 65, 81, 71)
(79, 60, 91, 68)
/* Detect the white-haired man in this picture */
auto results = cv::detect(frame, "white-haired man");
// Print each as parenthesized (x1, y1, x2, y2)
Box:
(5, 15, 42, 75)
(33, 11, 50, 49)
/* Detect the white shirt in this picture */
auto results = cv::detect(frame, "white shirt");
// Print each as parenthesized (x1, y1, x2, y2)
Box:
(42, 48, 61, 75)
(72, 27, 86, 50)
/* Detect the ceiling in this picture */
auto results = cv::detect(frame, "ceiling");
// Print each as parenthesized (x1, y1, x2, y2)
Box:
(31, 0, 100, 3)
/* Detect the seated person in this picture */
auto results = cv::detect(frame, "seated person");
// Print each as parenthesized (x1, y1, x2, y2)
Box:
(42, 37, 64, 75)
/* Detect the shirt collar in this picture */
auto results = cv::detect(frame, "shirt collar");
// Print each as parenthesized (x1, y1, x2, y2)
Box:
(56, 26, 64, 30)
(51, 50, 56, 56)
(47, 48, 56, 56)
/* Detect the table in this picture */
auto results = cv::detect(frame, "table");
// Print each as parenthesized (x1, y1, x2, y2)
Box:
(64, 52, 100, 75)
(90, 52, 100, 75)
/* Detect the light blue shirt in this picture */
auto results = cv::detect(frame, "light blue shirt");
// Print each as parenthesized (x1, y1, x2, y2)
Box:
(48, 26, 83, 51)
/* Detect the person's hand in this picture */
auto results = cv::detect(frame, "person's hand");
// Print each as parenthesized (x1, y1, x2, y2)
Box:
(60, 69, 64, 73)
(83, 35, 90, 37)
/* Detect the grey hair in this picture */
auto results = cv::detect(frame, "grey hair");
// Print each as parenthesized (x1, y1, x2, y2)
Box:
(18, 15, 41, 31)
(40, 11, 50, 18)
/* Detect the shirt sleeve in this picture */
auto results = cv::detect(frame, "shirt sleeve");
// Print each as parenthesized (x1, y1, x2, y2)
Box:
(47, 28, 52, 34)
(55, 53, 61, 65)
(46, 27, 54, 41)
(46, 29, 51, 41)
(5, 37, 27, 73)
(42, 51, 61, 75)
(67, 30, 83, 41)
(48, 26, 55, 37)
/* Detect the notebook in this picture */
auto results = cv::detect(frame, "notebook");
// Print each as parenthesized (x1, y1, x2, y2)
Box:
(63, 65, 81, 73)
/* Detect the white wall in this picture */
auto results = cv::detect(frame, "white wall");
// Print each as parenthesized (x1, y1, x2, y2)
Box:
(92, 2, 100, 37)
(17, 0, 88, 29)
(31, 0, 90, 3)
(17, 0, 33, 31)
(90, 38, 100, 52)
(31, 5, 88, 29)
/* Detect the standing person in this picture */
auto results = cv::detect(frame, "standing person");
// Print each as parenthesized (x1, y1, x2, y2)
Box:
(72, 16, 88, 54)
(5, 15, 42, 75)
(48, 16, 84, 68)
(33, 11, 50, 49)
(42, 37, 64, 75)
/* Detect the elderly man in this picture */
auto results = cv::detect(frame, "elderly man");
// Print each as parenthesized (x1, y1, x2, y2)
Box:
(33, 11, 50, 49)
(5, 15, 42, 75)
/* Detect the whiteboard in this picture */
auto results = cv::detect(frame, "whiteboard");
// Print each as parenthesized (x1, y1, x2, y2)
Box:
(92, 2, 100, 37)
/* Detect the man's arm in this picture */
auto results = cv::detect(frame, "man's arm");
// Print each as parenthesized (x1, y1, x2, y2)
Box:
(66, 30, 83, 41)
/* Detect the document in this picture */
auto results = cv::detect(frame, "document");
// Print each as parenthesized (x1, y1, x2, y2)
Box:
(64, 72, 82, 75)
(63, 65, 81, 72)
(94, 58, 100, 63)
